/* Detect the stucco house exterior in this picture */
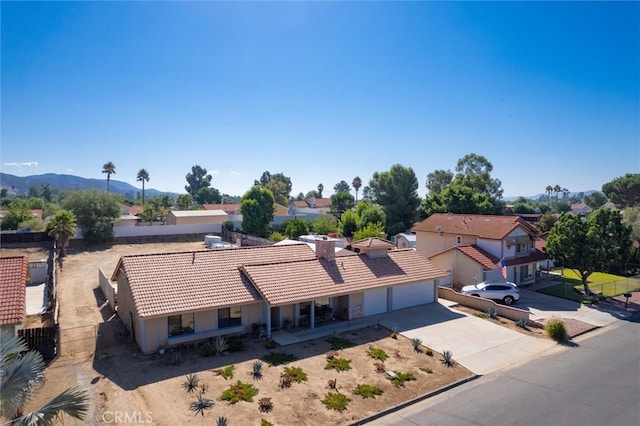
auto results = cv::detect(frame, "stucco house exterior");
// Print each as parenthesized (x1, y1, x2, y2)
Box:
(412, 214, 547, 289)
(0, 256, 29, 334)
(111, 238, 446, 354)
(202, 203, 290, 228)
(394, 232, 416, 249)
(166, 209, 228, 225)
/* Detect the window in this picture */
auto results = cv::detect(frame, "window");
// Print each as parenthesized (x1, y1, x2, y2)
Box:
(218, 306, 242, 328)
(168, 313, 194, 337)
(517, 241, 529, 253)
(456, 236, 461, 244)
(299, 302, 311, 316)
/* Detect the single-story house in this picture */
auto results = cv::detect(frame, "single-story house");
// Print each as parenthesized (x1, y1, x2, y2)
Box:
(394, 232, 416, 249)
(166, 210, 229, 225)
(111, 238, 447, 354)
(0, 256, 29, 334)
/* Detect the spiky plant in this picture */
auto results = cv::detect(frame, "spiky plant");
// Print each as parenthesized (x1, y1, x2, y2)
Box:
(190, 393, 214, 416)
(487, 306, 498, 319)
(411, 337, 423, 353)
(213, 336, 229, 356)
(0, 331, 89, 424)
(216, 416, 229, 426)
(251, 361, 264, 380)
(516, 318, 528, 329)
(183, 373, 199, 394)
(441, 350, 454, 367)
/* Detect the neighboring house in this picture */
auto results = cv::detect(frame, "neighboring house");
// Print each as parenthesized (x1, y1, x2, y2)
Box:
(289, 197, 332, 216)
(0, 256, 29, 334)
(114, 202, 144, 227)
(394, 232, 416, 249)
(0, 209, 44, 221)
(412, 213, 547, 289)
(111, 239, 447, 354)
(570, 202, 593, 216)
(166, 210, 228, 225)
(203, 203, 290, 228)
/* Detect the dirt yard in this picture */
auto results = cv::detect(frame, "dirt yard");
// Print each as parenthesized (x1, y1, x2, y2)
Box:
(2, 240, 474, 425)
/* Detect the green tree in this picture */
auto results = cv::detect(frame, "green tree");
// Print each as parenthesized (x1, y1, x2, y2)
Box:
(0, 200, 31, 230)
(353, 222, 386, 241)
(455, 153, 503, 201)
(553, 185, 562, 205)
(334, 180, 351, 194)
(310, 214, 338, 235)
(426, 169, 454, 195)
(240, 186, 276, 238)
(63, 189, 121, 243)
(602, 173, 640, 209)
(536, 212, 557, 233)
(357, 203, 386, 230)
(305, 190, 320, 199)
(255, 171, 292, 206)
(583, 191, 608, 210)
(282, 216, 309, 240)
(102, 161, 116, 193)
(330, 191, 355, 219)
(545, 209, 631, 295)
(512, 197, 535, 214)
(352, 176, 362, 203)
(1, 330, 88, 424)
(369, 164, 421, 233)
(339, 210, 358, 238)
(545, 185, 554, 206)
(195, 187, 222, 205)
(47, 210, 77, 256)
(27, 185, 39, 198)
(136, 168, 150, 205)
(177, 193, 193, 210)
(185, 165, 212, 197)
(317, 183, 324, 198)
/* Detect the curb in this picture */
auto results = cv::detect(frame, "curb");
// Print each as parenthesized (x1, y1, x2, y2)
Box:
(347, 374, 481, 425)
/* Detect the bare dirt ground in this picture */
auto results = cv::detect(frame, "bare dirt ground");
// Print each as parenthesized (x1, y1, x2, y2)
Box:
(2, 240, 473, 425)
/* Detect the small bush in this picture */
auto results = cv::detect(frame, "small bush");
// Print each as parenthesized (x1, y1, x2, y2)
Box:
(168, 351, 183, 366)
(220, 381, 259, 404)
(325, 357, 352, 372)
(388, 371, 416, 388)
(263, 352, 297, 366)
(367, 346, 389, 361)
(420, 367, 433, 374)
(258, 397, 273, 413)
(425, 348, 433, 357)
(190, 393, 214, 416)
(282, 366, 308, 384)
(322, 392, 351, 411)
(261, 419, 274, 426)
(473, 312, 488, 319)
(487, 306, 498, 319)
(545, 316, 569, 341)
(352, 384, 383, 399)
(183, 373, 199, 394)
(251, 360, 264, 380)
(228, 336, 246, 352)
(327, 378, 337, 390)
(264, 340, 278, 349)
(516, 318, 528, 329)
(390, 329, 398, 339)
(374, 362, 386, 373)
(326, 334, 354, 350)
(221, 365, 235, 380)
(216, 417, 228, 426)
(213, 336, 229, 356)
(411, 338, 423, 353)
(441, 350, 454, 367)
(200, 341, 215, 357)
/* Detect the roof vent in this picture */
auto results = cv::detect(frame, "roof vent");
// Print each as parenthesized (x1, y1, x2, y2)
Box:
(435, 225, 442, 233)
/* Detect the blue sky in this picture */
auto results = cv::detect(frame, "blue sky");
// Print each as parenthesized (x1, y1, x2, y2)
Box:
(2, 1, 638, 199)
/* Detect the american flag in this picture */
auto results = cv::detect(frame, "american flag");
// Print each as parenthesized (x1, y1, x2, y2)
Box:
(498, 258, 507, 279)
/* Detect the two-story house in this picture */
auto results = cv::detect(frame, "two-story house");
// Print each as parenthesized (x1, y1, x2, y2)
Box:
(412, 213, 548, 289)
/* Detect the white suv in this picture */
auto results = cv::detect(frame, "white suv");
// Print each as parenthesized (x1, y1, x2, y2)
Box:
(460, 281, 520, 305)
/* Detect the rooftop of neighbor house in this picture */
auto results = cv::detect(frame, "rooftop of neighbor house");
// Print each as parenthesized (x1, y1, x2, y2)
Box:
(169, 209, 227, 217)
(412, 213, 539, 240)
(0, 256, 29, 325)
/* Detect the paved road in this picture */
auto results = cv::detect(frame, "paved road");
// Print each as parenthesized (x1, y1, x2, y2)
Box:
(367, 316, 640, 426)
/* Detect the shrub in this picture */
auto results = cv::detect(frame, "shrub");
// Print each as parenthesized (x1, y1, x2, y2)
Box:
(263, 352, 297, 366)
(516, 318, 528, 329)
(326, 334, 354, 350)
(441, 350, 454, 367)
(183, 373, 199, 394)
(325, 357, 352, 372)
(390, 328, 398, 339)
(216, 417, 228, 426)
(264, 340, 278, 349)
(322, 392, 351, 411)
(200, 341, 215, 357)
(352, 384, 383, 399)
(487, 306, 498, 319)
(228, 336, 246, 352)
(420, 367, 433, 374)
(327, 378, 337, 390)
(545, 316, 569, 341)
(367, 346, 388, 361)
(258, 397, 273, 413)
(473, 312, 488, 319)
(220, 381, 259, 404)
(190, 393, 214, 416)
(411, 338, 423, 353)
(425, 348, 433, 357)
(388, 371, 416, 388)
(282, 366, 308, 384)
(213, 336, 229, 355)
(168, 351, 183, 366)
(251, 360, 264, 380)
(261, 419, 274, 426)
(221, 365, 235, 380)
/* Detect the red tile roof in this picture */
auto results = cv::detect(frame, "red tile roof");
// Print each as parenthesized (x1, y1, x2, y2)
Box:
(202, 204, 241, 213)
(351, 237, 395, 249)
(293, 200, 308, 208)
(430, 245, 501, 271)
(412, 214, 538, 240)
(242, 249, 447, 306)
(0, 256, 28, 325)
(113, 244, 319, 318)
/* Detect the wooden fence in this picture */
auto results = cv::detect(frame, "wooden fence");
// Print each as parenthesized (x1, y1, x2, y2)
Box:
(18, 325, 59, 360)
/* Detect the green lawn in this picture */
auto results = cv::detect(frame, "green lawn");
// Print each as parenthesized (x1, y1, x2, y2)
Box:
(538, 270, 640, 303)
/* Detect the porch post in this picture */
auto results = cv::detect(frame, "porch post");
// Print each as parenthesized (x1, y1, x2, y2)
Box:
(266, 305, 272, 339)
(310, 300, 315, 330)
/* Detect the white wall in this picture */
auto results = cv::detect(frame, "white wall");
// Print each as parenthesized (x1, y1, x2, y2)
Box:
(113, 223, 222, 238)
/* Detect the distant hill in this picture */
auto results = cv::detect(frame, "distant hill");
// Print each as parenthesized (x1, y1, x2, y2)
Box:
(503, 190, 597, 202)
(0, 172, 179, 199)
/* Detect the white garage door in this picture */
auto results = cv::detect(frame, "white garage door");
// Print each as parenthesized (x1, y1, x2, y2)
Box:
(392, 282, 434, 310)
(363, 288, 388, 316)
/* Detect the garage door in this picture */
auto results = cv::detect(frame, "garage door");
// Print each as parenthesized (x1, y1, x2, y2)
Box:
(392, 282, 434, 310)
(363, 288, 388, 316)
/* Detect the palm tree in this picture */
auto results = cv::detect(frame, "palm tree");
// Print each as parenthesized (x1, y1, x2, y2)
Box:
(102, 161, 116, 193)
(1, 331, 88, 424)
(47, 210, 77, 257)
(177, 194, 193, 211)
(352, 176, 362, 204)
(553, 184, 562, 205)
(136, 169, 150, 205)
(545, 185, 553, 206)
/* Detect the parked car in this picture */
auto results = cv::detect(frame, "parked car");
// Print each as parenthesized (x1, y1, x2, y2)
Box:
(460, 281, 520, 305)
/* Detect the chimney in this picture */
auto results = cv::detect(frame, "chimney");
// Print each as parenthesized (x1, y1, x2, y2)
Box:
(315, 238, 335, 262)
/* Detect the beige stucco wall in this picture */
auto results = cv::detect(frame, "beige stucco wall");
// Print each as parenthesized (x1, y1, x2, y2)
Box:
(429, 250, 486, 290)
(166, 213, 228, 226)
(415, 232, 477, 257)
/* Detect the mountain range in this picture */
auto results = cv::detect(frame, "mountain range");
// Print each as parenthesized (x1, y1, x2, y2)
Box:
(0, 172, 179, 199)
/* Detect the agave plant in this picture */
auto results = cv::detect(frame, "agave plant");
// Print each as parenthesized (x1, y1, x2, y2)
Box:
(216, 416, 229, 426)
(487, 306, 498, 319)
(411, 337, 423, 353)
(441, 350, 454, 367)
(0, 331, 89, 424)
(213, 336, 230, 356)
(251, 360, 264, 380)
(190, 393, 214, 416)
(183, 373, 200, 394)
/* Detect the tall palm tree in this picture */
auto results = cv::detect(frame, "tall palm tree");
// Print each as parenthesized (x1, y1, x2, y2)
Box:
(545, 185, 553, 206)
(47, 210, 77, 257)
(102, 161, 116, 193)
(136, 169, 150, 205)
(1, 331, 88, 424)
(553, 184, 562, 205)
(352, 176, 362, 204)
